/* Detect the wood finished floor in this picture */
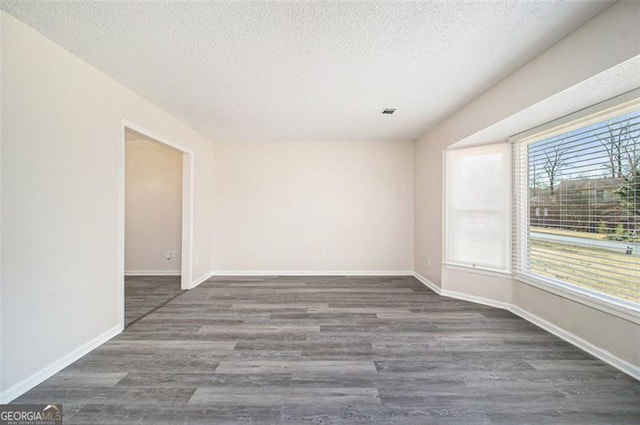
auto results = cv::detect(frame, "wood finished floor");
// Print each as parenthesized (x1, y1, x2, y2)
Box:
(124, 275, 185, 327)
(14, 276, 640, 424)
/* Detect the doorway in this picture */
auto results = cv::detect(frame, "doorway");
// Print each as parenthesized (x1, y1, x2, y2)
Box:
(120, 123, 194, 328)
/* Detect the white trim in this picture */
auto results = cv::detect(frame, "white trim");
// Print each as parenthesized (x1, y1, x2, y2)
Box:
(190, 270, 215, 289)
(508, 90, 640, 326)
(123, 122, 194, 154)
(118, 121, 126, 331)
(0, 324, 122, 404)
(444, 142, 511, 272)
(124, 270, 181, 276)
(213, 270, 414, 277)
(3, 272, 637, 403)
(121, 120, 195, 312)
(441, 288, 511, 310)
(510, 89, 640, 145)
(124, 139, 156, 146)
(514, 273, 640, 325)
(180, 152, 194, 290)
(444, 262, 512, 279)
(510, 305, 640, 381)
(412, 272, 442, 294)
(412, 272, 639, 380)
(441, 149, 447, 278)
(413, 272, 510, 310)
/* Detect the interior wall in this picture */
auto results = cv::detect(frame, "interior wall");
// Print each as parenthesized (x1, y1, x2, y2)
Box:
(125, 139, 183, 274)
(0, 37, 4, 390)
(2, 0, 638, 402)
(1, 11, 214, 399)
(512, 282, 640, 367)
(414, 1, 640, 366)
(441, 268, 513, 306)
(415, 1, 640, 285)
(211, 140, 414, 273)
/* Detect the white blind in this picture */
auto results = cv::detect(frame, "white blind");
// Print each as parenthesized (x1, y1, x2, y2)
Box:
(446, 143, 510, 271)
(512, 109, 639, 305)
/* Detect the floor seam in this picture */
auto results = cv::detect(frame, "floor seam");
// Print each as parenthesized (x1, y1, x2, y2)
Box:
(125, 288, 188, 329)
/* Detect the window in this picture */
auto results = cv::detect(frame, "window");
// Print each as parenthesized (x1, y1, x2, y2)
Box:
(512, 99, 639, 311)
(445, 143, 510, 271)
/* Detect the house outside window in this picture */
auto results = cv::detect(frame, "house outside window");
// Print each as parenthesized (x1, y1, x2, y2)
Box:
(512, 98, 639, 313)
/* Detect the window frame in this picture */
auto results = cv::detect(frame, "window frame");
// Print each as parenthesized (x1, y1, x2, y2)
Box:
(509, 90, 640, 324)
(444, 141, 512, 274)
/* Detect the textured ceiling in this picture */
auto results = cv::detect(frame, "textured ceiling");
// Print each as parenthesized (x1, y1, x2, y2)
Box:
(2, 1, 614, 142)
(454, 56, 640, 147)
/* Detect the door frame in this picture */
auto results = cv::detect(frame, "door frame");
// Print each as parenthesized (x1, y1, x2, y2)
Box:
(119, 120, 194, 328)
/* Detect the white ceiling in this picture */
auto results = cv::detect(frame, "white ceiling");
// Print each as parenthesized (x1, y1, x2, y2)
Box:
(453, 56, 640, 148)
(2, 1, 614, 142)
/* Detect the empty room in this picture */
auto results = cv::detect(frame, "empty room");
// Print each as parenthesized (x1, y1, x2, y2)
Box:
(1, 1, 639, 424)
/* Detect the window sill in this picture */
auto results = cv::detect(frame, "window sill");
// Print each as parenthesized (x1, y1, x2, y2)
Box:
(442, 264, 639, 324)
(513, 273, 640, 325)
(444, 262, 512, 279)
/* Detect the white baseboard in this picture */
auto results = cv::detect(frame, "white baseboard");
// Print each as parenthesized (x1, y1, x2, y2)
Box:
(190, 270, 215, 289)
(0, 323, 122, 404)
(412, 272, 639, 381)
(412, 272, 442, 294)
(4, 271, 636, 405)
(510, 305, 640, 381)
(441, 288, 512, 310)
(125, 270, 180, 276)
(413, 272, 510, 310)
(213, 270, 414, 277)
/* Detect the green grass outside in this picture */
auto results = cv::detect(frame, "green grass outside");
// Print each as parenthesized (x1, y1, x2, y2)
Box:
(531, 226, 639, 244)
(530, 239, 639, 303)
(531, 226, 609, 240)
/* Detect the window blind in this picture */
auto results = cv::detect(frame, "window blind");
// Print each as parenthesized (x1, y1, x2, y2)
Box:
(446, 143, 510, 271)
(512, 109, 639, 305)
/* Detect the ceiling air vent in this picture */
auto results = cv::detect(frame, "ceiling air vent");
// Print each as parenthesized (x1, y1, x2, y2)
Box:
(382, 108, 396, 115)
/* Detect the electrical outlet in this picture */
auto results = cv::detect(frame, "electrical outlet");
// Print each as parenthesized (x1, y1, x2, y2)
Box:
(321, 250, 327, 258)
(194, 256, 199, 265)
(426, 257, 431, 267)
(165, 251, 172, 261)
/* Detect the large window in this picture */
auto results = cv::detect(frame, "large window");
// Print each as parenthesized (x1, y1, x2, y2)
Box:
(513, 101, 639, 310)
(446, 143, 510, 271)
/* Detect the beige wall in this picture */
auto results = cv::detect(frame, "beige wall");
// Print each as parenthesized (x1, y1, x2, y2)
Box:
(442, 267, 513, 306)
(414, 1, 640, 366)
(512, 282, 640, 366)
(125, 140, 182, 274)
(415, 1, 640, 285)
(1, 11, 214, 397)
(0, 10, 414, 399)
(2, 0, 638, 402)
(211, 140, 414, 273)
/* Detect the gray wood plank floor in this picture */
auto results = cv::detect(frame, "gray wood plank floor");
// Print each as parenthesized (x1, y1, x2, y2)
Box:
(13, 276, 640, 424)
(124, 275, 185, 327)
